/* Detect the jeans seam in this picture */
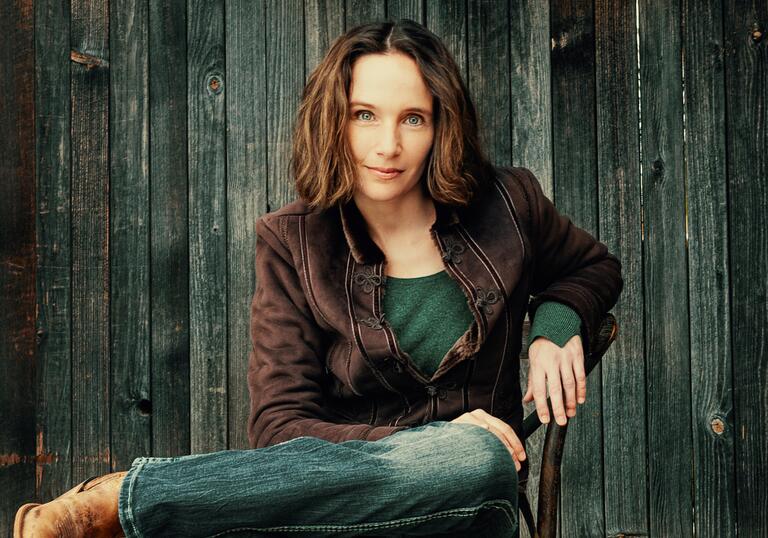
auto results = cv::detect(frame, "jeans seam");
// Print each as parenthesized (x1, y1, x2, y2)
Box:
(119, 457, 148, 538)
(204, 498, 517, 537)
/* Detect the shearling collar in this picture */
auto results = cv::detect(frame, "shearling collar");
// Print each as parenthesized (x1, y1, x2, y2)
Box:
(338, 197, 461, 265)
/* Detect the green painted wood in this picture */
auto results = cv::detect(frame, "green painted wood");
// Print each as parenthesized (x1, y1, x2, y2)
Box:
(188, 0, 228, 453)
(110, 0, 152, 472)
(595, 0, 647, 535)
(725, 0, 768, 534)
(267, 0, 305, 210)
(386, 0, 423, 23)
(226, 0, 269, 450)
(346, 0, 386, 30)
(149, 0, 191, 458)
(70, 0, 112, 482)
(683, 0, 737, 536)
(638, 1, 693, 535)
(551, 2, 606, 536)
(33, 0, 73, 506)
(305, 0, 345, 76)
(0, 0, 36, 532)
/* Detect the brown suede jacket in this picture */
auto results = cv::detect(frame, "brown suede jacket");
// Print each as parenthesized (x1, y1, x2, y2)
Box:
(246, 165, 623, 480)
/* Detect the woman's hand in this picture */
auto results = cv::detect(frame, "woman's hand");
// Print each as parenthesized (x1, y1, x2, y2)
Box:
(450, 409, 526, 472)
(523, 334, 586, 425)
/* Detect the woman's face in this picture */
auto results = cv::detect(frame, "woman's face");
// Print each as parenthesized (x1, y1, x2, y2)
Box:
(346, 52, 435, 208)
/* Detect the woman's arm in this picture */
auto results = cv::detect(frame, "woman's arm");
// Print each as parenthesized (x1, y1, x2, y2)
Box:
(519, 167, 623, 354)
(247, 215, 408, 449)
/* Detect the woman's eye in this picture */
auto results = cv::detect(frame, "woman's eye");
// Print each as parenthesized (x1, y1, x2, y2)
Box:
(355, 111, 374, 121)
(406, 115, 424, 126)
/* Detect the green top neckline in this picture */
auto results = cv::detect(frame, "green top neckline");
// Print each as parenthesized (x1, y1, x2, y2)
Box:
(385, 269, 447, 283)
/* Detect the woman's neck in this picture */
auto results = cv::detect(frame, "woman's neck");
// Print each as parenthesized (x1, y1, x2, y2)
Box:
(353, 190, 436, 249)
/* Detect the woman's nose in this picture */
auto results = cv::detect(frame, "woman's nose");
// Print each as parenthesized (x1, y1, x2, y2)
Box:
(375, 124, 402, 157)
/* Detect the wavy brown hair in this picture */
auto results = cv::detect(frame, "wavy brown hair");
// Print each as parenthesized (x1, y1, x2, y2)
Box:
(291, 19, 495, 210)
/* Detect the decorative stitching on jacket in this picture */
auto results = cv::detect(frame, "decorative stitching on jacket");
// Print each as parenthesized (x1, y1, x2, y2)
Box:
(358, 313, 385, 330)
(441, 236, 466, 264)
(474, 286, 501, 315)
(353, 265, 384, 294)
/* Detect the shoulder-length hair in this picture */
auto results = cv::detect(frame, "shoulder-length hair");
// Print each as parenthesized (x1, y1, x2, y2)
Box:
(291, 19, 495, 210)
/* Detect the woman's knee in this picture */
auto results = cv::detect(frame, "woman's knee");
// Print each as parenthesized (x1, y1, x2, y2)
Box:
(389, 422, 519, 503)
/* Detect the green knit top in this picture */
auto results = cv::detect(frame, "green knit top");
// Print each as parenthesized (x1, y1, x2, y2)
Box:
(383, 269, 581, 377)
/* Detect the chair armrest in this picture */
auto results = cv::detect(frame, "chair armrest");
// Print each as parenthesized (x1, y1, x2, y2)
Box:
(518, 313, 619, 538)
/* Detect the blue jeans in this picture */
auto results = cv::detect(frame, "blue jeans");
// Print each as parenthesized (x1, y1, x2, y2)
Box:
(117, 421, 519, 537)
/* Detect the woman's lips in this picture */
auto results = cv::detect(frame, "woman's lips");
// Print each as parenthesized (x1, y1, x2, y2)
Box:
(366, 166, 403, 179)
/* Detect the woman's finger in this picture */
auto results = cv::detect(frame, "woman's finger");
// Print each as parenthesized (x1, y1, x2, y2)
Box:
(559, 357, 577, 418)
(481, 413, 526, 462)
(572, 346, 587, 404)
(546, 368, 567, 425)
(532, 368, 550, 424)
(484, 422, 521, 471)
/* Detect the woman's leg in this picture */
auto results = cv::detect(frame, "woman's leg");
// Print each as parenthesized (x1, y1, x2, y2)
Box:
(118, 420, 519, 537)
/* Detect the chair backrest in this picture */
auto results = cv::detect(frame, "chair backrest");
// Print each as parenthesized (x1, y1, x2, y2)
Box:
(518, 313, 619, 538)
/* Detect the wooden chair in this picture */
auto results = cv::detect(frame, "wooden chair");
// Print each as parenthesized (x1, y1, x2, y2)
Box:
(518, 313, 619, 538)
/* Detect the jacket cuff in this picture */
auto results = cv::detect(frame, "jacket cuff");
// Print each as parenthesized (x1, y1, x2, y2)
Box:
(528, 301, 582, 348)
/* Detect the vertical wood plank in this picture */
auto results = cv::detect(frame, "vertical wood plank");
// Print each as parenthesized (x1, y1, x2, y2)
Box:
(149, 0, 191, 457)
(267, 0, 305, 210)
(34, 0, 74, 505)
(346, 0, 386, 29)
(188, 0, 228, 453)
(70, 0, 112, 481)
(638, 0, 693, 535)
(226, 0, 269, 449)
(425, 0, 467, 87)
(0, 0, 36, 531)
(509, 1, 552, 187)
(386, 0, 423, 23)
(683, 0, 737, 535)
(305, 0, 345, 77)
(725, 0, 768, 533)
(551, 1, 606, 536)
(595, 0, 647, 535)
(110, 0, 152, 471)
(467, 1, 510, 166)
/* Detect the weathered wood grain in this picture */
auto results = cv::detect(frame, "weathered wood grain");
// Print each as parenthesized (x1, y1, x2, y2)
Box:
(226, 0, 269, 450)
(426, 0, 467, 84)
(346, 0, 386, 29)
(551, 1, 606, 536)
(305, 0, 345, 77)
(725, 0, 768, 533)
(267, 0, 305, 210)
(509, 1, 552, 188)
(638, 0, 694, 535)
(109, 0, 151, 472)
(0, 0, 36, 532)
(683, 0, 737, 536)
(188, 0, 228, 453)
(149, 0, 191, 458)
(33, 0, 73, 509)
(70, 0, 112, 483)
(386, 0, 423, 23)
(595, 0, 648, 535)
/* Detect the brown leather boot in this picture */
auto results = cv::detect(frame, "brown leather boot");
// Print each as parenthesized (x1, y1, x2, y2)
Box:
(14, 470, 128, 538)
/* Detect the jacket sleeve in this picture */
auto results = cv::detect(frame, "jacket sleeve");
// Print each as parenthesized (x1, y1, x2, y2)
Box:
(519, 167, 624, 354)
(247, 215, 408, 448)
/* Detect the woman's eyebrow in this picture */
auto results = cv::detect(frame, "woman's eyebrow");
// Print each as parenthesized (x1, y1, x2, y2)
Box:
(349, 101, 432, 115)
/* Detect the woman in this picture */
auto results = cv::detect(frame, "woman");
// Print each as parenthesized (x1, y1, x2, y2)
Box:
(15, 19, 622, 537)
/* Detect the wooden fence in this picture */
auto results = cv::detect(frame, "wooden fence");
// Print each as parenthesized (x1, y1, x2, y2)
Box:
(1, 0, 765, 535)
